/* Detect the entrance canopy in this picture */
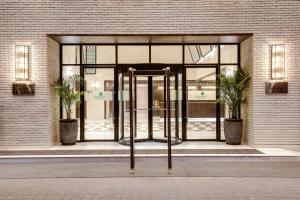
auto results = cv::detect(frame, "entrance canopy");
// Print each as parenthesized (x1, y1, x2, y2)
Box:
(49, 34, 252, 44)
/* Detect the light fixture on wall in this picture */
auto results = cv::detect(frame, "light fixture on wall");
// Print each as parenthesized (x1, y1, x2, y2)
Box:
(13, 45, 35, 95)
(266, 44, 288, 94)
(271, 44, 285, 79)
(15, 45, 29, 80)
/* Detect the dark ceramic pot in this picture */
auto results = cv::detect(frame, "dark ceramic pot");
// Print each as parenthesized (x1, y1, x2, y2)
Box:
(224, 119, 243, 145)
(59, 119, 78, 145)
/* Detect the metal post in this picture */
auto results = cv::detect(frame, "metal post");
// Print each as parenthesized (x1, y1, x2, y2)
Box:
(166, 67, 172, 174)
(129, 68, 135, 174)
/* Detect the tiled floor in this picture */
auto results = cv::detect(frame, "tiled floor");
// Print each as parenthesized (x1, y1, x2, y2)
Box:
(83, 119, 222, 140)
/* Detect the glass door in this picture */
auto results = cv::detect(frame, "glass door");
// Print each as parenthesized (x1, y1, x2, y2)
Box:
(135, 76, 149, 140)
(186, 67, 217, 140)
(83, 67, 115, 140)
(152, 73, 182, 143)
(118, 65, 183, 145)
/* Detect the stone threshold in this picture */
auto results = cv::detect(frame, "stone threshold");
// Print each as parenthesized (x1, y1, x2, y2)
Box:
(0, 148, 263, 156)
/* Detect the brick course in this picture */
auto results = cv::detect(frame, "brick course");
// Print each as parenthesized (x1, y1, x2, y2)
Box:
(0, 0, 299, 147)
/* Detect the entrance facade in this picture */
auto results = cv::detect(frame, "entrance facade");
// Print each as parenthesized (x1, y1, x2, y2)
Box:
(60, 42, 240, 143)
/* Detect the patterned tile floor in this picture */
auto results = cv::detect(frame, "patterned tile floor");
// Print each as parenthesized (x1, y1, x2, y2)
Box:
(85, 121, 216, 133)
(82, 120, 222, 140)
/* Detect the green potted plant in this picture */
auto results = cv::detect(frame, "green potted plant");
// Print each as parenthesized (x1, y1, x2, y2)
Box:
(218, 68, 250, 145)
(53, 75, 83, 145)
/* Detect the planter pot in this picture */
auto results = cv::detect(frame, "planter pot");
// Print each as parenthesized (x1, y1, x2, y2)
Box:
(59, 119, 78, 145)
(224, 119, 243, 145)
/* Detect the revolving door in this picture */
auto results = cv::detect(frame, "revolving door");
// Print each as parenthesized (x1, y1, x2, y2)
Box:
(118, 64, 183, 145)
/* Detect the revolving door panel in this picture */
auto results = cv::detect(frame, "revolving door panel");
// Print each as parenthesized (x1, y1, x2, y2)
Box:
(118, 67, 183, 145)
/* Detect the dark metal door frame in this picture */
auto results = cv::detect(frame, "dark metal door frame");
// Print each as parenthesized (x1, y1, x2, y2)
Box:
(128, 67, 173, 174)
(117, 64, 184, 145)
(79, 65, 116, 142)
(184, 65, 220, 141)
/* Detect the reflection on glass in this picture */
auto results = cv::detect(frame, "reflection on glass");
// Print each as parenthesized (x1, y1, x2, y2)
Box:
(220, 65, 238, 140)
(220, 45, 238, 64)
(96, 46, 115, 64)
(135, 77, 148, 139)
(119, 74, 130, 140)
(118, 46, 149, 64)
(186, 68, 216, 139)
(84, 68, 114, 140)
(185, 45, 218, 64)
(82, 45, 116, 64)
(62, 46, 80, 64)
(82, 46, 96, 64)
(152, 74, 182, 140)
(151, 45, 182, 63)
(62, 65, 80, 140)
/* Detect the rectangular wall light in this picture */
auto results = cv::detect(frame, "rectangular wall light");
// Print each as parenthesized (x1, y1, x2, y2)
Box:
(13, 45, 35, 95)
(15, 45, 29, 80)
(271, 44, 285, 79)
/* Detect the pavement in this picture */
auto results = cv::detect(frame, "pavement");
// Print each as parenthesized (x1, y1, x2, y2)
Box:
(0, 157, 299, 199)
(0, 142, 299, 199)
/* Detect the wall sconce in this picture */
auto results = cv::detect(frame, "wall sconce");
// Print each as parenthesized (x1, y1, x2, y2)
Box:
(13, 45, 35, 95)
(271, 44, 285, 79)
(266, 44, 288, 94)
(15, 45, 29, 80)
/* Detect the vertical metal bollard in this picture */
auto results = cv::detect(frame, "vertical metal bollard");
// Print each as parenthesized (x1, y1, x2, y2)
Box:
(166, 67, 172, 174)
(129, 68, 135, 174)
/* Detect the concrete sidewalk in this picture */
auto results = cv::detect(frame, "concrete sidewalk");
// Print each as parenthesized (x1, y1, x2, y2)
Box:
(0, 157, 299, 200)
(0, 157, 299, 178)
(0, 142, 299, 159)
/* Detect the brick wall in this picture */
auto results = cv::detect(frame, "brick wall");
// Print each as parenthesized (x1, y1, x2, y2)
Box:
(0, 0, 299, 147)
(47, 38, 60, 145)
(241, 37, 253, 145)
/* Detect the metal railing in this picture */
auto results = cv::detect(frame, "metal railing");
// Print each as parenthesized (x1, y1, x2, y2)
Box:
(128, 67, 172, 174)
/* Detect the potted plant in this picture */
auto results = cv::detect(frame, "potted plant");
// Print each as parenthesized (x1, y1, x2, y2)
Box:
(218, 68, 250, 145)
(53, 75, 83, 145)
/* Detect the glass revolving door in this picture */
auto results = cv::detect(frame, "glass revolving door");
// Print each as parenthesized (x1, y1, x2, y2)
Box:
(118, 66, 183, 145)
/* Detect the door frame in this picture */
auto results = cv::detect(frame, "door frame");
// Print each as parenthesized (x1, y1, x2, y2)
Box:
(79, 65, 116, 142)
(184, 65, 221, 141)
(116, 64, 184, 143)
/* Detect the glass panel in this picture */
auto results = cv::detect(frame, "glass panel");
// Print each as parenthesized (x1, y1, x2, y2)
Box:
(82, 45, 116, 64)
(185, 45, 218, 64)
(84, 68, 114, 140)
(170, 76, 176, 139)
(96, 46, 116, 64)
(186, 68, 216, 139)
(62, 65, 80, 140)
(82, 46, 96, 64)
(152, 76, 165, 139)
(135, 77, 148, 139)
(118, 46, 149, 64)
(220, 45, 238, 64)
(119, 74, 130, 140)
(177, 73, 183, 140)
(220, 65, 238, 140)
(151, 45, 182, 63)
(62, 45, 80, 64)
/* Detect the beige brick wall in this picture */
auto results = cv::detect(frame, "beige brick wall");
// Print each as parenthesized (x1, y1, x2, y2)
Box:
(47, 38, 60, 145)
(0, 0, 299, 147)
(241, 37, 253, 145)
